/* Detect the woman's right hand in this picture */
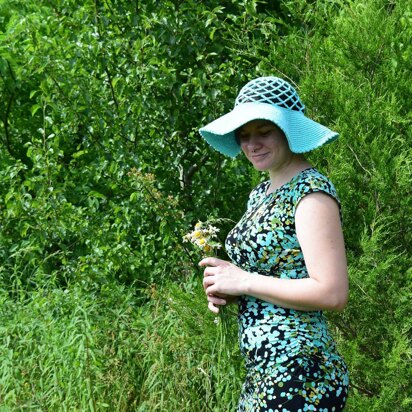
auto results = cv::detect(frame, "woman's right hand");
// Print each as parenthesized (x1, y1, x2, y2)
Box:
(206, 293, 238, 314)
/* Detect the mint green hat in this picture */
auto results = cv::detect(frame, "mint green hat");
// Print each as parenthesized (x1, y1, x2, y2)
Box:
(199, 76, 339, 157)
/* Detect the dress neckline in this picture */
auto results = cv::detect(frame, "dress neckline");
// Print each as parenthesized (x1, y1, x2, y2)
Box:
(264, 167, 315, 196)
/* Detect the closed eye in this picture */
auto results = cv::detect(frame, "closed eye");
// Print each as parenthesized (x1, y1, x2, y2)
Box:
(260, 129, 272, 137)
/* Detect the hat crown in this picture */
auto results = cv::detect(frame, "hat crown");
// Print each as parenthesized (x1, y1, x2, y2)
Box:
(235, 76, 305, 113)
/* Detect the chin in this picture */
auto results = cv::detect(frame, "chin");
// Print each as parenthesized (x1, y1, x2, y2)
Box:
(250, 158, 272, 170)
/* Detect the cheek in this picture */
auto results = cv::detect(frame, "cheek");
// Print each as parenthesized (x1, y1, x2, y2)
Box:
(271, 136, 289, 152)
(240, 143, 249, 154)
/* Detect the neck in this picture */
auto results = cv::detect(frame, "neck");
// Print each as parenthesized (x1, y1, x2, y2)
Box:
(268, 155, 311, 192)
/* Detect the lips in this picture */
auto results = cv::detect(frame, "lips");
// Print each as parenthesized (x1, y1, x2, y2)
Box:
(251, 152, 269, 159)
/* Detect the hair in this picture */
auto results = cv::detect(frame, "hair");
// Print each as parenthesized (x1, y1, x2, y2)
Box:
(240, 89, 302, 112)
(234, 128, 241, 146)
(235, 77, 305, 113)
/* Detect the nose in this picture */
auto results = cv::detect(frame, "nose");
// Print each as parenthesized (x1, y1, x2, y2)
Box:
(245, 135, 262, 152)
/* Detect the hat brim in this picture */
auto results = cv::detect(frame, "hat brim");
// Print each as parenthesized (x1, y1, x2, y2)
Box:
(199, 102, 338, 158)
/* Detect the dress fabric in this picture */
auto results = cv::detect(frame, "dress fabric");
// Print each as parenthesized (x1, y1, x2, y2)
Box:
(225, 168, 349, 412)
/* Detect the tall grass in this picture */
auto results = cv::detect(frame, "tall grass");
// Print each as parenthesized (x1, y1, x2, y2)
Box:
(0, 277, 243, 411)
(0, 282, 140, 411)
(132, 279, 243, 411)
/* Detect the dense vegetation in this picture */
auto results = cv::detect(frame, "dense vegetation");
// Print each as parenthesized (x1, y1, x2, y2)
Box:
(0, 0, 410, 410)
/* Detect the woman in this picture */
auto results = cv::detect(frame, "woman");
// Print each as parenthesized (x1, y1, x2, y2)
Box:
(198, 77, 349, 411)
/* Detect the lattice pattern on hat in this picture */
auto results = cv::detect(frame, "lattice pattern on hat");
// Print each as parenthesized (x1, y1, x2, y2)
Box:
(235, 76, 305, 113)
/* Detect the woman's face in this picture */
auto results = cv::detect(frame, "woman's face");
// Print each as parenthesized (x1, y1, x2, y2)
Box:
(237, 120, 293, 172)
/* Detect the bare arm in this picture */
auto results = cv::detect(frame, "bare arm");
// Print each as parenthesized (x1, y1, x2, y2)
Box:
(201, 192, 348, 313)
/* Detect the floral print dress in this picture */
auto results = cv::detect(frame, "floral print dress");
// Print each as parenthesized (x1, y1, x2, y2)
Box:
(225, 168, 349, 412)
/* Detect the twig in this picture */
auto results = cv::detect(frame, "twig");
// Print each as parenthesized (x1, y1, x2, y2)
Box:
(104, 67, 119, 112)
(3, 92, 15, 156)
(350, 381, 376, 397)
(348, 145, 372, 176)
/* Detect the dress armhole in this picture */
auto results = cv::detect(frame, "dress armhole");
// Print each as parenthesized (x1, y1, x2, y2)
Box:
(291, 173, 343, 223)
(294, 188, 343, 224)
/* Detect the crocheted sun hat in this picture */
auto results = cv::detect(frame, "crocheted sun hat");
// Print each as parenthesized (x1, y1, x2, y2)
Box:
(199, 76, 339, 157)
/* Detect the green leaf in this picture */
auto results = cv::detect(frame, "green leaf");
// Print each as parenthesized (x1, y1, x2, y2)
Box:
(88, 191, 106, 200)
(30, 104, 42, 116)
(71, 150, 88, 159)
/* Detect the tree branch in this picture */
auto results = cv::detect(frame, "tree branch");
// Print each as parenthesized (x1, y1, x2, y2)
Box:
(178, 155, 209, 189)
(2, 91, 15, 157)
(350, 381, 376, 398)
(104, 67, 119, 112)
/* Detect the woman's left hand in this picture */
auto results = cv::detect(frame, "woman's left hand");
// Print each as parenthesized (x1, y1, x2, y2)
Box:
(199, 257, 249, 298)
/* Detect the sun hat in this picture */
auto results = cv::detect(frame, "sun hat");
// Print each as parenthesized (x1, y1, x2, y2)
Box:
(199, 76, 339, 157)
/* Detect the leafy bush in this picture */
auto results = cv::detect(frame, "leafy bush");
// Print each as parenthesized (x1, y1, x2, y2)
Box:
(0, 0, 410, 410)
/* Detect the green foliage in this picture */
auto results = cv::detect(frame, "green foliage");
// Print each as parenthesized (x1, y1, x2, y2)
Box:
(0, 0, 411, 410)
(136, 279, 243, 411)
(0, 277, 242, 411)
(0, 281, 142, 410)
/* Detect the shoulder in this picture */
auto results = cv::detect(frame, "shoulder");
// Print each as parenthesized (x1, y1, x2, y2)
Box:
(290, 168, 341, 218)
(291, 168, 339, 203)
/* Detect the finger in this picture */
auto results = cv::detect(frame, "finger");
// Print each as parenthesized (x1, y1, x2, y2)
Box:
(203, 276, 215, 290)
(206, 284, 217, 296)
(203, 266, 218, 277)
(208, 301, 220, 314)
(207, 294, 227, 306)
(199, 256, 223, 267)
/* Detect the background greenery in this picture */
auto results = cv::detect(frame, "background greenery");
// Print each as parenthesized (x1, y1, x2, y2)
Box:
(0, 0, 411, 410)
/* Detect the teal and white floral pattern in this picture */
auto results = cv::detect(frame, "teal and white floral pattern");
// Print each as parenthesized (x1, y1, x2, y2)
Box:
(226, 168, 349, 412)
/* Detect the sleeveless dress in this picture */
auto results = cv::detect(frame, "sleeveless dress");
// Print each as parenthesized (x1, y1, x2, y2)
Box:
(225, 168, 349, 412)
